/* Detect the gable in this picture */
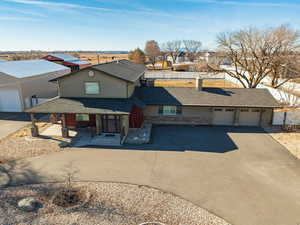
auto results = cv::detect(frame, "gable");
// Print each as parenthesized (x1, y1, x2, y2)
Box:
(58, 69, 129, 98)
(0, 72, 18, 86)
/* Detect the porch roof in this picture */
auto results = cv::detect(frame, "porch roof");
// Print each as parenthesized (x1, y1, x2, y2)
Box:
(26, 97, 144, 114)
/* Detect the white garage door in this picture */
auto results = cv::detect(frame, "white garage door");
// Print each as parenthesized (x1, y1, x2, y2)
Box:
(213, 108, 235, 126)
(0, 88, 22, 112)
(239, 109, 261, 126)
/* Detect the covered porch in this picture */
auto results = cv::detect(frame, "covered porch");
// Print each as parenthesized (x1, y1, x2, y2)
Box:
(26, 97, 145, 146)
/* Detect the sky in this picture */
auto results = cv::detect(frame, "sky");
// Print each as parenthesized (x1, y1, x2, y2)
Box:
(1, 0, 300, 51)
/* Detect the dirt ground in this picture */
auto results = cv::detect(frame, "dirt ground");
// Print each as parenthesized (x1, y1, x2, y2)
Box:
(78, 53, 129, 65)
(0, 123, 69, 163)
(264, 126, 300, 159)
(154, 80, 240, 88)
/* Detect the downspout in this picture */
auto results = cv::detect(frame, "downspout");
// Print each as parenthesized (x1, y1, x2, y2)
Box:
(17, 79, 25, 111)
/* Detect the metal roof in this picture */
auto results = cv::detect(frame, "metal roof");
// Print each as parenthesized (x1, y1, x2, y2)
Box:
(135, 87, 280, 108)
(50, 53, 90, 65)
(68, 60, 90, 65)
(50, 53, 78, 61)
(0, 59, 69, 78)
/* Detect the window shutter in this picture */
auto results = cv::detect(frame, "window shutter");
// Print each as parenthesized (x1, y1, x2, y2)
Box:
(158, 106, 163, 114)
(176, 106, 182, 115)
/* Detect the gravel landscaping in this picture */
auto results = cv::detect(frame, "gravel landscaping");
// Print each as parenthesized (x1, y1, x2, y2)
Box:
(0, 123, 70, 163)
(0, 182, 231, 225)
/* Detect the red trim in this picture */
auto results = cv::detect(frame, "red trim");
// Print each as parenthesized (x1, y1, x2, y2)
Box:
(65, 113, 96, 128)
(129, 106, 144, 128)
(42, 55, 64, 61)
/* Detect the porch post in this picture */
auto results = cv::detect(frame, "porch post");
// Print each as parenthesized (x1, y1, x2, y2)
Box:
(234, 108, 240, 126)
(259, 109, 263, 126)
(121, 115, 129, 137)
(96, 114, 102, 135)
(30, 113, 39, 137)
(61, 114, 69, 138)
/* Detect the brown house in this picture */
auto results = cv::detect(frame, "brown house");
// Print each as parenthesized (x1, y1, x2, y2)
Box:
(27, 60, 280, 144)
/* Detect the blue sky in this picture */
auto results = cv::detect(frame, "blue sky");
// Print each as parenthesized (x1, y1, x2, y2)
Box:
(1, 0, 300, 51)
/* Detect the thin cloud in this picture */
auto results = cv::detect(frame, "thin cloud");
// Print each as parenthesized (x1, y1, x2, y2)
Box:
(6, 0, 114, 11)
(0, 16, 42, 21)
(179, 0, 300, 7)
(5, 0, 174, 17)
(0, 6, 46, 17)
(6, 0, 174, 17)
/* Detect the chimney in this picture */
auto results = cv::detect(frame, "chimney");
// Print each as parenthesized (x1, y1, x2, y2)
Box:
(195, 77, 203, 91)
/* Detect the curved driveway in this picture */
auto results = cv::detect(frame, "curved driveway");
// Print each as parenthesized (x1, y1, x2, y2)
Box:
(7, 126, 300, 225)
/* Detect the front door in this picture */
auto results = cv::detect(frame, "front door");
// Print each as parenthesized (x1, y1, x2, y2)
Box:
(102, 115, 121, 133)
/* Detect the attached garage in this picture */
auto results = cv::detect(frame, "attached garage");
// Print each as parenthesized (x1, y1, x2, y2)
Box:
(135, 86, 281, 128)
(213, 108, 235, 126)
(239, 108, 261, 126)
(0, 87, 22, 112)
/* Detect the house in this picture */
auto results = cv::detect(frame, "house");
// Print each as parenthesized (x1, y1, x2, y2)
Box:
(0, 59, 70, 112)
(42, 53, 91, 72)
(26, 60, 280, 142)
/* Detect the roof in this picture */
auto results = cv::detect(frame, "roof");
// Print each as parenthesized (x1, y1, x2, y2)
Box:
(0, 59, 70, 78)
(92, 60, 146, 82)
(135, 87, 280, 108)
(26, 97, 145, 114)
(50, 53, 78, 61)
(49, 53, 90, 65)
(51, 60, 147, 83)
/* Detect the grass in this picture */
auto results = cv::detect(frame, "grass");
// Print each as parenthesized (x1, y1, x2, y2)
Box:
(154, 80, 240, 88)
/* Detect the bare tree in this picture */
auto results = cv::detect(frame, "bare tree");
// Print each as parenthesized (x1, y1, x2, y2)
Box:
(215, 25, 300, 88)
(182, 40, 202, 62)
(161, 40, 182, 64)
(145, 40, 161, 69)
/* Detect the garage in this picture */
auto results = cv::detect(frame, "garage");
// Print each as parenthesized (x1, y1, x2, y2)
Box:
(239, 108, 261, 126)
(213, 108, 235, 126)
(0, 87, 22, 112)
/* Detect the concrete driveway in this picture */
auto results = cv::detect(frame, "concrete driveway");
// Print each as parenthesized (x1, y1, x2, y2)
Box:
(5, 125, 300, 225)
(0, 112, 31, 139)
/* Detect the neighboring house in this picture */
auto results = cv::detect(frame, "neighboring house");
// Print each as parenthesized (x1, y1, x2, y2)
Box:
(0, 59, 70, 112)
(27, 60, 280, 142)
(42, 53, 91, 72)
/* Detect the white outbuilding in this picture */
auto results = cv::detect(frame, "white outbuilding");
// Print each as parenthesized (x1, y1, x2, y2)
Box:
(0, 59, 70, 112)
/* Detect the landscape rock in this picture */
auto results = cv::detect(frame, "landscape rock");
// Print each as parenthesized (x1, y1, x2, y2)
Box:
(18, 197, 42, 212)
(0, 171, 10, 188)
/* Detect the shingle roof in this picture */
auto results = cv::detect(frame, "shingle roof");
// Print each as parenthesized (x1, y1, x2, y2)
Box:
(0, 59, 70, 78)
(51, 60, 147, 83)
(92, 60, 147, 82)
(26, 97, 145, 114)
(135, 87, 280, 108)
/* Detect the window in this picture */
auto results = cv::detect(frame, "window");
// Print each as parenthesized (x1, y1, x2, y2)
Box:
(159, 106, 182, 115)
(214, 108, 223, 112)
(85, 82, 100, 94)
(225, 109, 235, 112)
(252, 109, 260, 112)
(76, 114, 89, 121)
